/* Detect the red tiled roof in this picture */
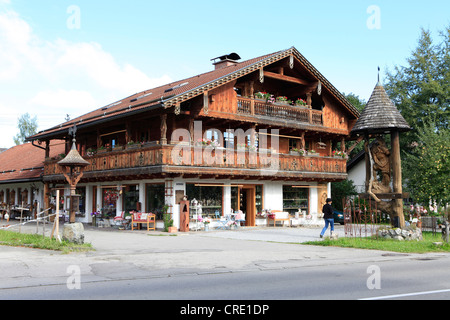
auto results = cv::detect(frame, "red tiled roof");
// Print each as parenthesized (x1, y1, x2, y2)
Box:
(0, 141, 65, 183)
(27, 47, 359, 141)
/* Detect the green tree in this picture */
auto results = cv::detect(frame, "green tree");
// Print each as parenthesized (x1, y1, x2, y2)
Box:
(343, 93, 366, 158)
(331, 179, 358, 211)
(404, 121, 449, 207)
(384, 26, 450, 147)
(343, 92, 366, 113)
(383, 26, 450, 205)
(13, 113, 38, 145)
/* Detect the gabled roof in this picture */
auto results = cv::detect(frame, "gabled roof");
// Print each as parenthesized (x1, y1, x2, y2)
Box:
(351, 81, 410, 136)
(27, 47, 359, 141)
(0, 142, 65, 184)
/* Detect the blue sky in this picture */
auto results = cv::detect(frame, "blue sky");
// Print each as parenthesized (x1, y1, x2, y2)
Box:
(0, 0, 449, 147)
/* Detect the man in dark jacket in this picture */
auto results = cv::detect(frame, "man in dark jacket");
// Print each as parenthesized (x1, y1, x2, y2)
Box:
(320, 198, 334, 238)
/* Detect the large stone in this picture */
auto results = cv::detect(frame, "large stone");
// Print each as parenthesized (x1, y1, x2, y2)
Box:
(62, 223, 85, 244)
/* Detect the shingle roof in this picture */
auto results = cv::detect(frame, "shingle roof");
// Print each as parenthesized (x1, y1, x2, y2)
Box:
(0, 141, 65, 183)
(27, 47, 360, 141)
(351, 82, 410, 136)
(58, 141, 90, 167)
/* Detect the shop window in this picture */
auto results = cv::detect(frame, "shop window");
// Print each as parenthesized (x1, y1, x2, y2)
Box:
(123, 185, 139, 212)
(102, 188, 119, 218)
(283, 185, 308, 215)
(146, 184, 165, 220)
(186, 184, 223, 218)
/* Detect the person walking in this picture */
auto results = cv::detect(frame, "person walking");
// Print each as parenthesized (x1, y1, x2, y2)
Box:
(320, 198, 334, 238)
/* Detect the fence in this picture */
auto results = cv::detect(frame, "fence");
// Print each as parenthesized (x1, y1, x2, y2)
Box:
(343, 196, 389, 238)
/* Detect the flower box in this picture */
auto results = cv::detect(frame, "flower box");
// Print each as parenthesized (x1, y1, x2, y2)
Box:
(168, 226, 177, 233)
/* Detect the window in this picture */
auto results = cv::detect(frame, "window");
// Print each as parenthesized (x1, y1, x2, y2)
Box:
(123, 185, 139, 212)
(76, 187, 86, 216)
(283, 186, 308, 214)
(146, 184, 165, 220)
(186, 184, 223, 217)
(289, 139, 297, 152)
(102, 188, 119, 218)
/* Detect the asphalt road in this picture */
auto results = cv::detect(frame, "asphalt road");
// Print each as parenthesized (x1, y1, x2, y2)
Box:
(1, 223, 449, 306)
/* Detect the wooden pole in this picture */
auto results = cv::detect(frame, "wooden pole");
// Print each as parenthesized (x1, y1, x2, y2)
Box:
(51, 190, 61, 242)
(391, 131, 405, 228)
(19, 201, 23, 233)
(36, 202, 39, 234)
(364, 136, 371, 193)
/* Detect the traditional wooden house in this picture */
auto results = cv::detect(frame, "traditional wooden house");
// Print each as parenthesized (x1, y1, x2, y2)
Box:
(26, 47, 360, 229)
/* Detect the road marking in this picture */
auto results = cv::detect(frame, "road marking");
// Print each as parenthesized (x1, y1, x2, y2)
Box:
(360, 289, 450, 300)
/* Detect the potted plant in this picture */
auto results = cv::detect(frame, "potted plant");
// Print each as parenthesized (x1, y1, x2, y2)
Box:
(308, 149, 318, 156)
(332, 150, 347, 158)
(290, 148, 299, 155)
(112, 144, 123, 151)
(276, 96, 288, 104)
(97, 145, 108, 154)
(203, 217, 211, 231)
(127, 140, 140, 149)
(162, 204, 176, 232)
(86, 148, 96, 157)
(290, 148, 305, 156)
(254, 91, 271, 101)
(91, 211, 100, 226)
(295, 98, 307, 107)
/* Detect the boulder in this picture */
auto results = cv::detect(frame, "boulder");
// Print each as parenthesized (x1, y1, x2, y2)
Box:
(62, 223, 85, 244)
(376, 226, 422, 241)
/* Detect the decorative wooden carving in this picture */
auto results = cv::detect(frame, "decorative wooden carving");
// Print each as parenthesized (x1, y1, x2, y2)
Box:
(160, 114, 167, 145)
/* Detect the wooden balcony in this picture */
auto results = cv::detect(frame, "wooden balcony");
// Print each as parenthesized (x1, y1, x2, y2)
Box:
(237, 97, 323, 125)
(43, 144, 347, 181)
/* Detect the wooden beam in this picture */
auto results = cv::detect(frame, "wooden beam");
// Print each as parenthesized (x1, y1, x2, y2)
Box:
(263, 71, 311, 86)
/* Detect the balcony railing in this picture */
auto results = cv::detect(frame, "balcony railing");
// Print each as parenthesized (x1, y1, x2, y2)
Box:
(44, 144, 347, 177)
(237, 97, 323, 125)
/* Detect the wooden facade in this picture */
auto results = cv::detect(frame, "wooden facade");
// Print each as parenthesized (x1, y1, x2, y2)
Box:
(24, 47, 359, 228)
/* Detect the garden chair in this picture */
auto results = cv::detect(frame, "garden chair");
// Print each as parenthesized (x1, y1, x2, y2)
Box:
(235, 211, 246, 227)
(216, 214, 232, 230)
(113, 211, 126, 228)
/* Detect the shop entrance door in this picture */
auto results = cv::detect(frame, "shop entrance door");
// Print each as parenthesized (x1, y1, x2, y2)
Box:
(239, 185, 256, 227)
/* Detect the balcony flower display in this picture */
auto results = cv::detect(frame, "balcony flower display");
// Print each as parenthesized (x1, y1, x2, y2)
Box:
(295, 98, 307, 106)
(237, 143, 257, 152)
(290, 148, 306, 156)
(196, 138, 220, 148)
(332, 150, 347, 158)
(254, 92, 271, 101)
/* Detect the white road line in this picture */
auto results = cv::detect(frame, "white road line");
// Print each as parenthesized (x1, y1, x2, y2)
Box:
(360, 289, 450, 300)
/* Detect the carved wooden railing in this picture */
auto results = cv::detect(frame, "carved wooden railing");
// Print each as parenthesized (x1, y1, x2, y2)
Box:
(237, 97, 323, 125)
(44, 145, 346, 176)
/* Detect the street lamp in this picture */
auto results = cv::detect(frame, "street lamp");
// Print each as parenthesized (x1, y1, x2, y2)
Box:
(58, 125, 90, 223)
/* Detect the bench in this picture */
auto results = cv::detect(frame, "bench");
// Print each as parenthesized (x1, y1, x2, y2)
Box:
(267, 211, 290, 227)
(131, 212, 156, 231)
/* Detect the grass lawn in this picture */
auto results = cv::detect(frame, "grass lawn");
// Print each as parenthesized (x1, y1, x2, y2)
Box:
(304, 232, 450, 253)
(0, 230, 94, 253)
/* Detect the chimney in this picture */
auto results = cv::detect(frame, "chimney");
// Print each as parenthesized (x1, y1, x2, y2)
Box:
(211, 53, 241, 70)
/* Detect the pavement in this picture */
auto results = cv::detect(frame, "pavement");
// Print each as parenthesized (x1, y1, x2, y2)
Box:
(0, 221, 447, 291)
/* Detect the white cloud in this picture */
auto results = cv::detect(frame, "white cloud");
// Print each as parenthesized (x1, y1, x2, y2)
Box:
(0, 8, 172, 148)
(30, 89, 98, 111)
